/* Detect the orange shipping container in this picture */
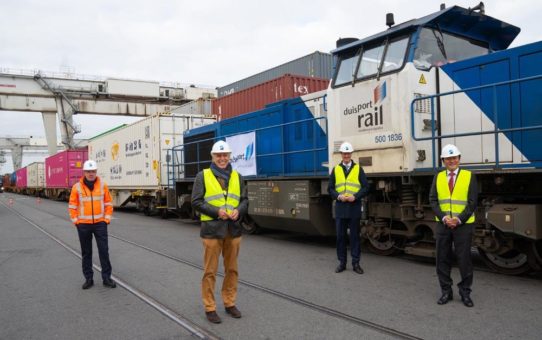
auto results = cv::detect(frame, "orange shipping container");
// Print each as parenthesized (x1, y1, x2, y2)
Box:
(212, 74, 329, 119)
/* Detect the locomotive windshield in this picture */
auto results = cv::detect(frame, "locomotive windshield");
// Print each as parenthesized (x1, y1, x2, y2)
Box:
(333, 35, 410, 87)
(413, 27, 489, 69)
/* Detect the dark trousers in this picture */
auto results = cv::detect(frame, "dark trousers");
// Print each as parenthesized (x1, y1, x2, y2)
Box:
(436, 223, 473, 296)
(335, 218, 361, 266)
(77, 222, 112, 281)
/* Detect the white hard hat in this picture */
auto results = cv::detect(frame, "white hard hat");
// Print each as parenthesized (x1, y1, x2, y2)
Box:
(211, 140, 232, 154)
(440, 144, 461, 158)
(83, 160, 98, 171)
(339, 142, 354, 153)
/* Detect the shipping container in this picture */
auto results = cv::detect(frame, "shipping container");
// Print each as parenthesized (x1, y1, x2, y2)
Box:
(217, 51, 333, 97)
(171, 98, 214, 116)
(15, 167, 27, 191)
(10, 172, 17, 190)
(106, 79, 160, 98)
(88, 113, 215, 210)
(212, 74, 329, 119)
(27, 162, 45, 188)
(44, 149, 88, 200)
(1, 174, 11, 192)
(182, 90, 328, 178)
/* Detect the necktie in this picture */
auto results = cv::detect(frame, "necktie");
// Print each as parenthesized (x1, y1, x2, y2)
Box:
(448, 172, 455, 193)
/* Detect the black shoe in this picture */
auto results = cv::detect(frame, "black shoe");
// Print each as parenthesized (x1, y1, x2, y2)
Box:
(82, 279, 94, 290)
(206, 311, 222, 324)
(437, 292, 453, 305)
(461, 295, 474, 307)
(225, 306, 242, 318)
(103, 278, 117, 288)
(353, 264, 364, 274)
(335, 264, 346, 273)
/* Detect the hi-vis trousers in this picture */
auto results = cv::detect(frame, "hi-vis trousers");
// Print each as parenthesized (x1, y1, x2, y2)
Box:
(201, 235, 242, 312)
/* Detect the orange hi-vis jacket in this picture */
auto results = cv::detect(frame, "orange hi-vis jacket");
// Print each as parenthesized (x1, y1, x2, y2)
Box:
(69, 177, 113, 225)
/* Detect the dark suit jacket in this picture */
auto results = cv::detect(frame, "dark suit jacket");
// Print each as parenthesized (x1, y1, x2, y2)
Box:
(328, 161, 369, 219)
(429, 168, 478, 224)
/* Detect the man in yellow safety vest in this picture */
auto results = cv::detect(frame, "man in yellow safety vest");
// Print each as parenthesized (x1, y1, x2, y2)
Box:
(191, 140, 249, 324)
(429, 144, 478, 307)
(328, 141, 369, 274)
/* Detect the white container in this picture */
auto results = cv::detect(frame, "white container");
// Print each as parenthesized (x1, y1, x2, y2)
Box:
(106, 79, 160, 98)
(27, 162, 45, 188)
(88, 113, 215, 190)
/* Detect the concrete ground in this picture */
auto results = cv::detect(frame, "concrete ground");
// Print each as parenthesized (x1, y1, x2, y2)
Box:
(1, 192, 541, 340)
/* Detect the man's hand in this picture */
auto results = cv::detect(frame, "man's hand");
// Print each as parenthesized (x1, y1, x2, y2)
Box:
(229, 209, 239, 221)
(218, 208, 229, 220)
(444, 215, 458, 229)
(346, 195, 355, 202)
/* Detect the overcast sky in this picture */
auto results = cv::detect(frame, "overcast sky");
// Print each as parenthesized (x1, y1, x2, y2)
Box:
(1, 0, 541, 173)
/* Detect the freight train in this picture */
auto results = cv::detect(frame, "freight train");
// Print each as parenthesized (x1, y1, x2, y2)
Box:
(167, 3, 542, 275)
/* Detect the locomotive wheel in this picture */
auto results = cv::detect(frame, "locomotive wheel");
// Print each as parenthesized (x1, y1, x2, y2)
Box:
(240, 215, 261, 235)
(366, 234, 401, 256)
(363, 219, 403, 256)
(478, 247, 532, 275)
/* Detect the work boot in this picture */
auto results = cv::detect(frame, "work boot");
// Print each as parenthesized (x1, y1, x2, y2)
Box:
(461, 295, 474, 307)
(353, 264, 364, 274)
(82, 279, 94, 290)
(205, 311, 222, 324)
(103, 278, 117, 288)
(335, 264, 346, 273)
(437, 292, 453, 305)
(225, 306, 242, 318)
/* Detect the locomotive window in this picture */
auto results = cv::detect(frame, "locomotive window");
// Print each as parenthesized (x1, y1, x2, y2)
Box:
(381, 37, 409, 73)
(357, 44, 385, 78)
(414, 27, 489, 70)
(334, 53, 359, 87)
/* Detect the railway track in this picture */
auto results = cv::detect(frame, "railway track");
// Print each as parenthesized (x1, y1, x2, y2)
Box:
(2, 195, 423, 340)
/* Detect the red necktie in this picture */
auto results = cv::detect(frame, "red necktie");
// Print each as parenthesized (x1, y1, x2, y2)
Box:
(448, 172, 455, 193)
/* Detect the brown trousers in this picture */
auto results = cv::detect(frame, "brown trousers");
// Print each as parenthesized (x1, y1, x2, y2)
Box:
(201, 235, 242, 312)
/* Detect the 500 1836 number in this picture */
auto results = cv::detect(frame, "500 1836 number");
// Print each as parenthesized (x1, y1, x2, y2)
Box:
(374, 133, 402, 143)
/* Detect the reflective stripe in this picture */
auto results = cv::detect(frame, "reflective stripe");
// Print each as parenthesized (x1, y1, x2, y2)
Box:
(438, 199, 467, 205)
(80, 213, 104, 219)
(204, 193, 225, 202)
(68, 204, 78, 209)
(104, 215, 112, 220)
(224, 204, 237, 211)
(228, 193, 241, 200)
(100, 182, 105, 216)
(104, 202, 113, 206)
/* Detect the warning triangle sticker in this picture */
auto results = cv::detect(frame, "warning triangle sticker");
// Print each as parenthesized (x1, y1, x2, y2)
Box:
(419, 74, 427, 84)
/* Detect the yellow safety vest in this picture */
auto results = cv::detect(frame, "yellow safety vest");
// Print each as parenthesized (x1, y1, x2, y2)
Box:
(334, 164, 361, 197)
(201, 169, 241, 221)
(435, 169, 474, 223)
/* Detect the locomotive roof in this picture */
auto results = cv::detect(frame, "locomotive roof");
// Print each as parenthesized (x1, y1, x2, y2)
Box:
(332, 5, 520, 54)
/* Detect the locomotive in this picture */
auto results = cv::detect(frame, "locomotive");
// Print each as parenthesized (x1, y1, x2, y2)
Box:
(168, 3, 542, 275)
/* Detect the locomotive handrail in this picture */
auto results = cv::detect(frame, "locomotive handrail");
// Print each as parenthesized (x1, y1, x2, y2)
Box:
(167, 116, 328, 187)
(410, 74, 542, 169)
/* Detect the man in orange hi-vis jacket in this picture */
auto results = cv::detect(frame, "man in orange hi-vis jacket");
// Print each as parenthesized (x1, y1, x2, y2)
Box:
(69, 159, 116, 290)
